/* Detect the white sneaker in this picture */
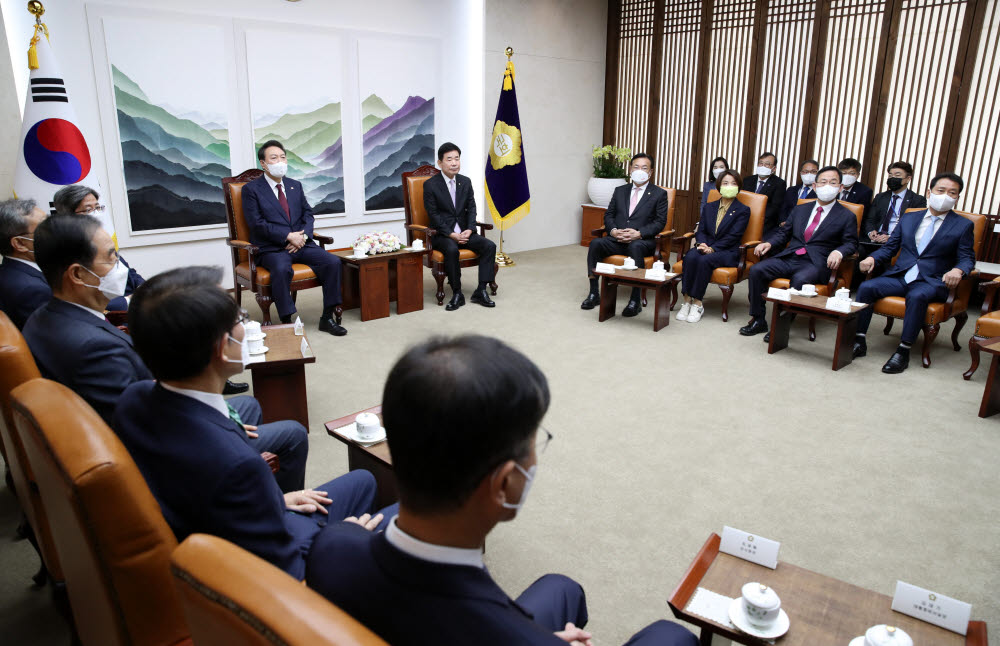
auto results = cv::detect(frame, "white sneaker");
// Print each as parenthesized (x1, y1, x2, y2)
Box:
(687, 305, 704, 322)
(677, 302, 691, 321)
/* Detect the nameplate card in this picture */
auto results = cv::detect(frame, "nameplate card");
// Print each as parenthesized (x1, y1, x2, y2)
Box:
(293, 316, 304, 335)
(891, 581, 971, 635)
(300, 337, 311, 358)
(645, 269, 667, 281)
(594, 262, 618, 275)
(766, 287, 791, 301)
(719, 526, 780, 569)
(825, 297, 852, 313)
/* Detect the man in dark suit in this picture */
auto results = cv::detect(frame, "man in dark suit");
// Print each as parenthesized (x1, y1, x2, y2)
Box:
(740, 166, 859, 337)
(424, 142, 497, 311)
(0, 198, 50, 329)
(581, 153, 669, 317)
(741, 151, 787, 234)
(780, 158, 819, 224)
(242, 140, 345, 335)
(307, 335, 697, 646)
(853, 173, 974, 373)
(22, 215, 308, 491)
(861, 161, 926, 247)
(836, 157, 874, 207)
(113, 266, 395, 580)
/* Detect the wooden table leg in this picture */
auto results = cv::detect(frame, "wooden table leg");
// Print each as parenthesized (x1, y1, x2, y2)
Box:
(653, 283, 670, 331)
(347, 445, 398, 509)
(395, 254, 424, 314)
(978, 354, 1000, 417)
(832, 315, 858, 371)
(768, 302, 792, 354)
(598, 278, 617, 322)
(359, 259, 391, 321)
(250, 364, 309, 430)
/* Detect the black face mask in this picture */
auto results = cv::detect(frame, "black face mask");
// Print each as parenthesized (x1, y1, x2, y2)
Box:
(886, 177, 904, 191)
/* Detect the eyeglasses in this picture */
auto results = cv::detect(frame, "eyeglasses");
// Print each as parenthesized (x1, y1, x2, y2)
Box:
(536, 426, 553, 454)
(235, 308, 250, 326)
(76, 204, 107, 214)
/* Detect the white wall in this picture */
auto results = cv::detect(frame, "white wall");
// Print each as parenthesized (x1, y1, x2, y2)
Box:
(484, 0, 607, 253)
(0, 0, 484, 284)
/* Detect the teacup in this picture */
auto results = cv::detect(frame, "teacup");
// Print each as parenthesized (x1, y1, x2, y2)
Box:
(355, 412, 381, 440)
(652, 260, 665, 272)
(246, 336, 265, 354)
(741, 582, 781, 628)
(859, 624, 913, 646)
(411, 238, 424, 250)
(244, 320, 263, 338)
(622, 258, 637, 270)
(353, 246, 367, 258)
(836, 287, 851, 300)
(799, 284, 817, 296)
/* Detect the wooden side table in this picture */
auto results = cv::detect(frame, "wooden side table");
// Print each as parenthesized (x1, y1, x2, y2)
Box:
(597, 267, 680, 332)
(765, 293, 868, 370)
(246, 325, 315, 430)
(976, 337, 1000, 417)
(581, 204, 606, 246)
(325, 405, 397, 509)
(334, 248, 428, 321)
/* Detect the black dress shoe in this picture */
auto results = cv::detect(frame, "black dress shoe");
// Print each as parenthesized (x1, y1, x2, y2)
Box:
(580, 293, 600, 310)
(882, 349, 910, 374)
(223, 380, 249, 395)
(445, 292, 465, 311)
(763, 332, 770, 343)
(622, 300, 642, 317)
(739, 319, 768, 336)
(470, 288, 495, 307)
(318, 317, 347, 336)
(853, 338, 867, 358)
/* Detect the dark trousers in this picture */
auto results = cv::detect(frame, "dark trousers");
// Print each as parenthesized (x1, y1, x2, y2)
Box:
(681, 247, 738, 300)
(586, 237, 656, 275)
(856, 275, 948, 344)
(431, 233, 496, 291)
(258, 243, 341, 318)
(285, 470, 398, 546)
(228, 395, 309, 493)
(747, 254, 827, 319)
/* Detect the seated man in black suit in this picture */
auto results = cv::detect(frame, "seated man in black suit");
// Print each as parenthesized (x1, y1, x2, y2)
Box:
(861, 161, 926, 247)
(424, 142, 497, 311)
(741, 151, 787, 234)
(114, 266, 394, 580)
(307, 335, 697, 646)
(242, 140, 346, 336)
(780, 158, 819, 224)
(0, 198, 50, 329)
(22, 215, 307, 491)
(581, 152, 668, 317)
(836, 157, 873, 206)
(853, 173, 974, 373)
(740, 166, 859, 337)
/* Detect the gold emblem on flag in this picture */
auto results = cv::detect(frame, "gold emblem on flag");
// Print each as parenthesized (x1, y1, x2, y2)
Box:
(489, 120, 522, 170)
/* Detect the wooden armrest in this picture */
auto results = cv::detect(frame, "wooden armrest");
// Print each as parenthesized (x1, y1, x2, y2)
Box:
(227, 239, 258, 253)
(978, 275, 1000, 314)
(261, 451, 279, 474)
(476, 221, 494, 231)
(406, 224, 436, 237)
(590, 226, 607, 237)
(674, 232, 695, 257)
(654, 228, 676, 240)
(313, 233, 334, 247)
(673, 232, 695, 241)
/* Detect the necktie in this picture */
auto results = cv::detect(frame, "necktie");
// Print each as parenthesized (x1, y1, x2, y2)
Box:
(227, 404, 246, 431)
(757, 180, 765, 193)
(800, 186, 810, 199)
(629, 187, 640, 216)
(880, 195, 899, 234)
(795, 206, 823, 255)
(276, 183, 290, 222)
(840, 189, 848, 201)
(449, 179, 461, 234)
(905, 216, 940, 283)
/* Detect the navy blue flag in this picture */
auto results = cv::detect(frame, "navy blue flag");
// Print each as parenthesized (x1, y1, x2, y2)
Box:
(485, 61, 529, 227)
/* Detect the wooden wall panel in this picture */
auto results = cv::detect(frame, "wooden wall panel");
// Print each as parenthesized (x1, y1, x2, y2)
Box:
(614, 0, 657, 157)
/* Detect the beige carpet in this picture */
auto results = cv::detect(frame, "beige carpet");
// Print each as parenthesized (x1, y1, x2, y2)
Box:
(2, 243, 998, 644)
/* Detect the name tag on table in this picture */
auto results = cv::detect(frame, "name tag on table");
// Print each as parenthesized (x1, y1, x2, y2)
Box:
(825, 297, 852, 313)
(767, 287, 791, 301)
(594, 262, 618, 275)
(891, 581, 971, 634)
(645, 269, 676, 281)
(300, 337, 311, 358)
(719, 526, 780, 569)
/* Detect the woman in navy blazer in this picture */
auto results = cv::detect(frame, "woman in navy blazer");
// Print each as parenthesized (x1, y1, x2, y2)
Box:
(679, 170, 751, 323)
(701, 156, 729, 206)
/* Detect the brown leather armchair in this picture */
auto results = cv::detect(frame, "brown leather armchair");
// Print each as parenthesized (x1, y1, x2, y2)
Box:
(671, 190, 767, 320)
(401, 165, 498, 306)
(171, 533, 388, 646)
(11, 379, 191, 646)
(864, 209, 985, 368)
(223, 169, 339, 325)
(963, 277, 1000, 379)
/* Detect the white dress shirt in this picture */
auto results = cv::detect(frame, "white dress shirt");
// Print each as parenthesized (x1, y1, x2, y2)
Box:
(159, 382, 230, 420)
(627, 182, 649, 217)
(914, 210, 946, 247)
(66, 300, 107, 320)
(6, 257, 41, 272)
(806, 200, 841, 258)
(385, 516, 485, 569)
(265, 173, 286, 201)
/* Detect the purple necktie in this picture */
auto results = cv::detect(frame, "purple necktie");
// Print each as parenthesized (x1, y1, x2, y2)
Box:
(795, 206, 823, 255)
(276, 183, 290, 222)
(449, 179, 460, 233)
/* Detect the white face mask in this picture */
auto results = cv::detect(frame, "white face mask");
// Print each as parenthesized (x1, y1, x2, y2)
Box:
(500, 463, 537, 511)
(800, 173, 817, 186)
(266, 161, 288, 178)
(630, 169, 649, 185)
(225, 323, 250, 370)
(712, 168, 725, 179)
(815, 184, 840, 203)
(928, 193, 957, 213)
(14, 236, 35, 255)
(82, 260, 129, 300)
(841, 174, 858, 187)
(756, 166, 772, 178)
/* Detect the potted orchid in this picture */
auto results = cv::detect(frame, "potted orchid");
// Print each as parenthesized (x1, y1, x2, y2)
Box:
(588, 145, 631, 207)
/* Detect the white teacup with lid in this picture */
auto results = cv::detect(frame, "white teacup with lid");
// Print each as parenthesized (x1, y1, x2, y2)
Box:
(799, 283, 817, 296)
(622, 257, 637, 270)
(741, 582, 781, 628)
(244, 320, 263, 339)
(849, 624, 913, 646)
(836, 287, 851, 300)
(355, 412, 381, 441)
(652, 260, 665, 272)
(411, 238, 424, 250)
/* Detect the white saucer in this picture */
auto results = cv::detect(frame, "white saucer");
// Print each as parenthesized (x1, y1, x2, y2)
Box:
(351, 254, 368, 259)
(350, 425, 386, 444)
(728, 598, 789, 640)
(248, 345, 269, 355)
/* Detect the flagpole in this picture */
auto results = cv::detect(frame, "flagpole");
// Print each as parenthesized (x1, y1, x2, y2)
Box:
(495, 46, 516, 268)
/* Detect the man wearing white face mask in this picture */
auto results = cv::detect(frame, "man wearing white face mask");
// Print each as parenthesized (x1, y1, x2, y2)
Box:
(741, 151, 787, 234)
(307, 335, 697, 646)
(0, 198, 50, 329)
(853, 173, 975, 373)
(780, 159, 819, 224)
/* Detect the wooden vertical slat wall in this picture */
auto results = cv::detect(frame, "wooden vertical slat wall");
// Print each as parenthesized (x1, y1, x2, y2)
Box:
(614, 0, 657, 158)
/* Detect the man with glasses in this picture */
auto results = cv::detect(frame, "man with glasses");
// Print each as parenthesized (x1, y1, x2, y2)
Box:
(741, 152, 787, 234)
(307, 335, 697, 646)
(0, 198, 50, 329)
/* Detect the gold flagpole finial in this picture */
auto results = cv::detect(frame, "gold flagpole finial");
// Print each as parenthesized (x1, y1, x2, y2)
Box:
(505, 46, 513, 60)
(27, 1, 44, 23)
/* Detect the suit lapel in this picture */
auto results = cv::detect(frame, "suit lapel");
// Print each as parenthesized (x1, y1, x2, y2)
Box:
(258, 177, 285, 216)
(713, 201, 739, 236)
(921, 211, 959, 256)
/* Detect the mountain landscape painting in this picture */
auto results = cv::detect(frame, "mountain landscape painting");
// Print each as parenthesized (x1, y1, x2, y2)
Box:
(104, 18, 230, 232)
(358, 38, 438, 211)
(247, 30, 345, 214)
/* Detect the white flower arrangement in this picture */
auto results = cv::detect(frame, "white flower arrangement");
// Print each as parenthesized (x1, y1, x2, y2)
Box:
(352, 231, 402, 255)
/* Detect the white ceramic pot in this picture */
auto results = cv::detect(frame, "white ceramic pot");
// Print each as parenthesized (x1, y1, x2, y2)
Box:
(587, 177, 627, 207)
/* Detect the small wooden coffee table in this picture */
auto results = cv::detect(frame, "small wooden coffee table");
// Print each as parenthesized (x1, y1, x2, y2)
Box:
(246, 324, 315, 429)
(597, 267, 681, 332)
(669, 533, 988, 645)
(765, 293, 868, 370)
(334, 248, 428, 321)
(975, 337, 1000, 417)
(325, 405, 396, 509)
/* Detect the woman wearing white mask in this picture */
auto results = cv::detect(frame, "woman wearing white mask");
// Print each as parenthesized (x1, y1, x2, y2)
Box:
(701, 156, 729, 207)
